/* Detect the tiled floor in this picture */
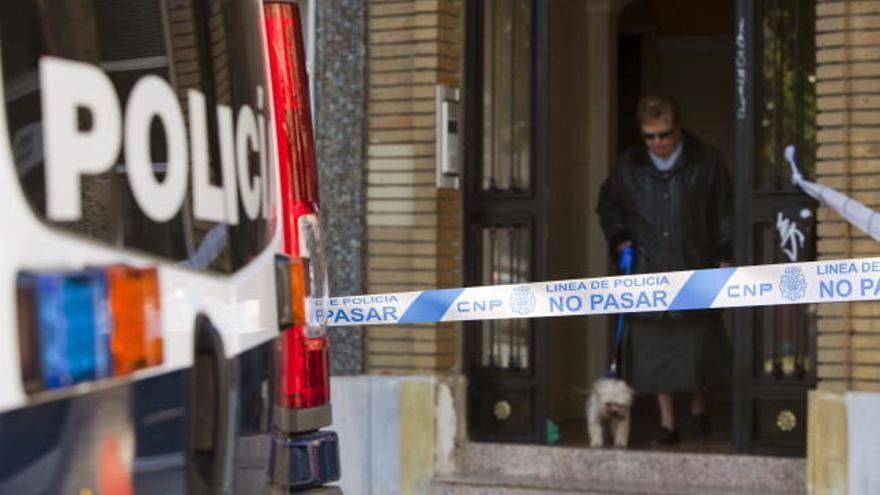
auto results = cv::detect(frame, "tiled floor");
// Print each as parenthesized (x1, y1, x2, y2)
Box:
(437, 441, 806, 495)
(558, 419, 736, 454)
(557, 389, 735, 454)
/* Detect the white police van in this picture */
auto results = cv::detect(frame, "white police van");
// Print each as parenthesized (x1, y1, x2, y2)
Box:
(0, 1, 339, 493)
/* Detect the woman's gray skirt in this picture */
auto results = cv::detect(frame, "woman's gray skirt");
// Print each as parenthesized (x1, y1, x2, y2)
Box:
(624, 314, 731, 394)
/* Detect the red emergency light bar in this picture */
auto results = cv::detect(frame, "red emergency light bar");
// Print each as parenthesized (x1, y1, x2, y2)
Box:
(264, 2, 330, 414)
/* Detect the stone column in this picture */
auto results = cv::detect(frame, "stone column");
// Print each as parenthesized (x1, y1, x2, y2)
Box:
(315, 0, 367, 375)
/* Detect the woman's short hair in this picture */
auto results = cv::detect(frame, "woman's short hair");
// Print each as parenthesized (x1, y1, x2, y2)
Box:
(636, 94, 679, 127)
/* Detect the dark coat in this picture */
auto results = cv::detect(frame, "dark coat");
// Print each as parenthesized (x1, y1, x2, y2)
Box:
(596, 132, 733, 318)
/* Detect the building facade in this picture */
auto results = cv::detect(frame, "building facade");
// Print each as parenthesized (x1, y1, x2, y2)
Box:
(308, 1, 880, 493)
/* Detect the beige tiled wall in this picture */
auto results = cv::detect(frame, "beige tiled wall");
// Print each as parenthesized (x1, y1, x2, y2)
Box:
(815, 0, 880, 394)
(365, 0, 463, 374)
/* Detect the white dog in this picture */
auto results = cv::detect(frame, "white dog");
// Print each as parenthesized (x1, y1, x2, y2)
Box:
(585, 378, 634, 448)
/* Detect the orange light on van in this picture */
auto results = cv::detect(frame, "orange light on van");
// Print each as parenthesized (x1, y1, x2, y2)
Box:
(290, 257, 309, 326)
(140, 268, 163, 367)
(106, 266, 163, 375)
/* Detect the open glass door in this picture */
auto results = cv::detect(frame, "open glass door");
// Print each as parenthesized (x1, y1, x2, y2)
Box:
(464, 0, 549, 443)
(733, 0, 817, 456)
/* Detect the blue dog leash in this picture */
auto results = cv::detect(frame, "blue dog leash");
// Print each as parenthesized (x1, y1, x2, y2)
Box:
(607, 245, 633, 379)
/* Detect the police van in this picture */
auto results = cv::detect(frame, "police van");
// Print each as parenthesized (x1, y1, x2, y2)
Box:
(0, 1, 339, 493)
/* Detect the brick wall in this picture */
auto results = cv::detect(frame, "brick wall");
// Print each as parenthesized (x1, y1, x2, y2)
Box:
(816, 0, 880, 393)
(365, 0, 463, 373)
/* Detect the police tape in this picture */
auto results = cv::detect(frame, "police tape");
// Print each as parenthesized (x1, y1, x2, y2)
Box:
(319, 257, 880, 327)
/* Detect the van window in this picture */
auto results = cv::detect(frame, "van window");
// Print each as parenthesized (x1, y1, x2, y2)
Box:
(0, 0, 274, 274)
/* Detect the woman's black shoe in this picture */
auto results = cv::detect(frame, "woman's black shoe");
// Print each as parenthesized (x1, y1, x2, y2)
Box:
(692, 413, 711, 441)
(651, 426, 680, 446)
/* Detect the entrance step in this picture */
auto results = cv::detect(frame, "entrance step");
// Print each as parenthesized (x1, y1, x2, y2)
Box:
(431, 472, 795, 495)
(430, 442, 805, 495)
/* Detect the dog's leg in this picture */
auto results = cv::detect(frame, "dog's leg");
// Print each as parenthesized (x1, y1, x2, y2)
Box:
(588, 410, 603, 447)
(613, 417, 630, 448)
(589, 422, 603, 447)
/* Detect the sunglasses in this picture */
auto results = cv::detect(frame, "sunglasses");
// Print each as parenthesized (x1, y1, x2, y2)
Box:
(641, 129, 675, 141)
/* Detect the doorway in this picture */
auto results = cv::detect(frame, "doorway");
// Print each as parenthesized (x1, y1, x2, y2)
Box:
(612, 0, 738, 451)
(463, 0, 817, 455)
(610, 0, 817, 455)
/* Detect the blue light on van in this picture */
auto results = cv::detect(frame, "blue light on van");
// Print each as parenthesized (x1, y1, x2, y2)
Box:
(18, 270, 114, 390)
(32, 273, 68, 388)
(62, 271, 112, 383)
